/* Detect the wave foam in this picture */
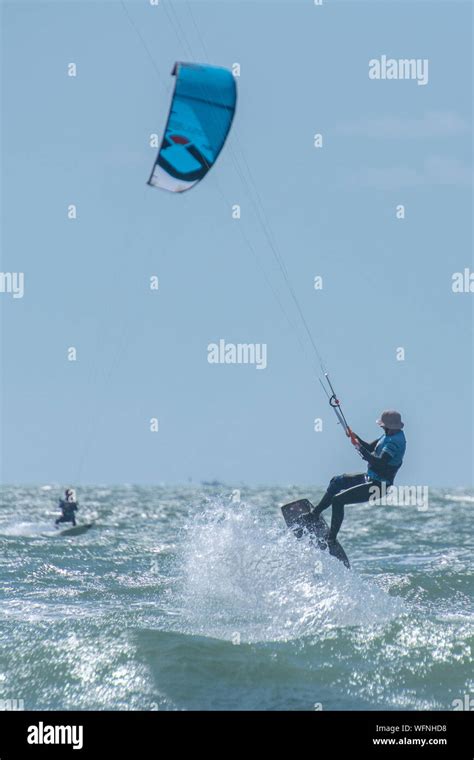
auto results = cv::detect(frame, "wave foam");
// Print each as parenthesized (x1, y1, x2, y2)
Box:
(170, 498, 404, 643)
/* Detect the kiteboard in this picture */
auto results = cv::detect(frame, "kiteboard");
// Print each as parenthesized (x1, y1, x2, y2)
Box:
(57, 522, 95, 537)
(281, 499, 350, 569)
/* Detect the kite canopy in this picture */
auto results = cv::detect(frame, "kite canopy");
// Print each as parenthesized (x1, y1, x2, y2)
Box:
(148, 62, 237, 193)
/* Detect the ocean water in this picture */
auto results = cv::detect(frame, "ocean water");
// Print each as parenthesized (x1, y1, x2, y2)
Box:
(0, 485, 472, 711)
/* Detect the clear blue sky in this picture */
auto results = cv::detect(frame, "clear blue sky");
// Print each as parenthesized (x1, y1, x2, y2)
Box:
(1, 0, 472, 486)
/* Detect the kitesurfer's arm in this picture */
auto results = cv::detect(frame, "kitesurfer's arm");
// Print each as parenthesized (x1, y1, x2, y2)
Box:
(353, 435, 378, 452)
(359, 447, 391, 467)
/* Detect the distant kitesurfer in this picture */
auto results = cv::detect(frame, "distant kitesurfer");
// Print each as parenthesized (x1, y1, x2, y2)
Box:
(55, 488, 79, 527)
(311, 411, 406, 544)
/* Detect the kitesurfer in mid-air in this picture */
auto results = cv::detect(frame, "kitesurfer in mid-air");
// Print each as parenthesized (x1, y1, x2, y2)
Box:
(311, 411, 406, 544)
(55, 488, 79, 527)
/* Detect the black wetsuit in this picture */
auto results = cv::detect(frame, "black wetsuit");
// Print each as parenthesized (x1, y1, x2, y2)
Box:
(312, 434, 404, 541)
(55, 499, 78, 527)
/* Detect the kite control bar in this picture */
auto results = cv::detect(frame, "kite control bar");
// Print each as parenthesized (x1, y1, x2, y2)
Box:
(319, 373, 359, 448)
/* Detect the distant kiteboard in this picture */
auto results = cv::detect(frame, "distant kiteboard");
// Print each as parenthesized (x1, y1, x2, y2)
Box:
(281, 499, 350, 569)
(57, 523, 95, 537)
